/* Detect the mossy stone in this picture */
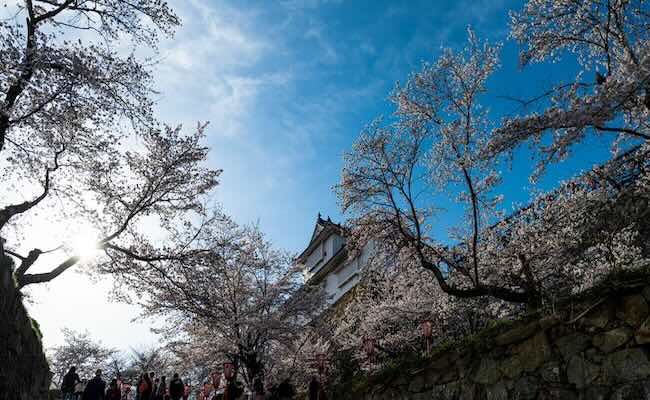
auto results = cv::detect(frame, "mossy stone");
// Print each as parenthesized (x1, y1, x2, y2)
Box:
(592, 327, 632, 353)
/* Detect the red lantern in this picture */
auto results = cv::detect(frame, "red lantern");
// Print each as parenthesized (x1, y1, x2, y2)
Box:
(363, 337, 375, 357)
(421, 320, 433, 338)
(223, 362, 235, 381)
(211, 371, 221, 389)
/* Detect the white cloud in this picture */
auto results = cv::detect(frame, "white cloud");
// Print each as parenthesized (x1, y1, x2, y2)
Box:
(206, 72, 291, 137)
(207, 76, 260, 137)
(304, 24, 339, 64)
(281, 0, 343, 12)
(155, 0, 285, 137)
(164, 0, 267, 72)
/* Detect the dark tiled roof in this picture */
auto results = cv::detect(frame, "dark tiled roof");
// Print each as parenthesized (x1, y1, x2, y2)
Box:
(296, 213, 344, 263)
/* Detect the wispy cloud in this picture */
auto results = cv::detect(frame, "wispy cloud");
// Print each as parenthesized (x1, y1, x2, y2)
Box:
(156, 0, 282, 137)
(206, 73, 291, 137)
(165, 0, 268, 72)
(281, 0, 343, 12)
(304, 23, 340, 64)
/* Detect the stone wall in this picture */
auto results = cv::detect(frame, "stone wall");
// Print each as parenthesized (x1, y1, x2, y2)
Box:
(0, 247, 51, 400)
(340, 283, 650, 399)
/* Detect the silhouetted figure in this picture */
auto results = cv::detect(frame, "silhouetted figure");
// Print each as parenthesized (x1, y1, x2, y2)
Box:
(138, 373, 154, 400)
(169, 373, 184, 400)
(155, 376, 166, 400)
(152, 377, 160, 400)
(83, 369, 106, 400)
(106, 379, 121, 400)
(61, 366, 80, 400)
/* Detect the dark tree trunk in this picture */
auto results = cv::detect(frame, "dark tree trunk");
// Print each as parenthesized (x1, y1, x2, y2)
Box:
(0, 243, 51, 400)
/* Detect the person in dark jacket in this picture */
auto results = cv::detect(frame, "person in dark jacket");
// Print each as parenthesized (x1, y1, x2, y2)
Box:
(61, 366, 81, 400)
(168, 373, 184, 400)
(151, 377, 160, 400)
(154, 376, 166, 400)
(105, 379, 121, 400)
(83, 369, 106, 400)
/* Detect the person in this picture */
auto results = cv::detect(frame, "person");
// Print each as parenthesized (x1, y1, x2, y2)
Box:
(83, 369, 107, 400)
(168, 373, 184, 400)
(182, 383, 190, 400)
(154, 376, 166, 400)
(138, 373, 153, 400)
(122, 383, 132, 400)
(151, 378, 160, 400)
(61, 366, 81, 400)
(134, 377, 141, 400)
(202, 383, 211, 400)
(116, 373, 124, 394)
(106, 379, 122, 400)
(308, 377, 319, 400)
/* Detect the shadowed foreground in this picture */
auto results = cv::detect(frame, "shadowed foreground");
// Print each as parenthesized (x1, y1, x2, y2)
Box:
(0, 244, 51, 400)
(335, 269, 650, 400)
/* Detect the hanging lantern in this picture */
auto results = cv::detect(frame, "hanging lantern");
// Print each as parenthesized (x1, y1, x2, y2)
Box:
(223, 361, 235, 381)
(420, 319, 433, 338)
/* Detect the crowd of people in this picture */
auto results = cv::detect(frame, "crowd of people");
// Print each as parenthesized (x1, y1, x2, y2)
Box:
(61, 367, 191, 400)
(60, 366, 309, 399)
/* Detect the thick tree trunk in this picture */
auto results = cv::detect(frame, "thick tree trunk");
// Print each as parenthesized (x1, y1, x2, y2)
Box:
(242, 351, 265, 396)
(0, 242, 51, 400)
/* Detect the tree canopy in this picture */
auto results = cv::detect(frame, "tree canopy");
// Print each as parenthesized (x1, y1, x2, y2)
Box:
(0, 1, 220, 289)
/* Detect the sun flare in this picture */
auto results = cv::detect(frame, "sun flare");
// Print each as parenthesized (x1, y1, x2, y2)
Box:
(67, 227, 101, 260)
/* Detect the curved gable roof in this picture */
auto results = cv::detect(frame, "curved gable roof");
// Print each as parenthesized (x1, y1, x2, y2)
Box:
(296, 213, 343, 263)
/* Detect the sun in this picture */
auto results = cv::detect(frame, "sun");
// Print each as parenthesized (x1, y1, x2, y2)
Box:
(67, 226, 101, 260)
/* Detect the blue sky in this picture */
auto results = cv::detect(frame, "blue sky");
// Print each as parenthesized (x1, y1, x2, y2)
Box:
(155, 0, 613, 253)
(27, 0, 618, 350)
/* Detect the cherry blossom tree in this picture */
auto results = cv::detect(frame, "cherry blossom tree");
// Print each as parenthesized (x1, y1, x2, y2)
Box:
(0, 1, 222, 289)
(48, 328, 117, 384)
(128, 346, 174, 378)
(331, 243, 513, 367)
(337, 32, 537, 304)
(488, 0, 650, 176)
(334, 149, 649, 364)
(128, 216, 324, 395)
(337, 26, 650, 310)
(264, 327, 332, 392)
(50, 332, 177, 386)
(329, 2, 650, 385)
